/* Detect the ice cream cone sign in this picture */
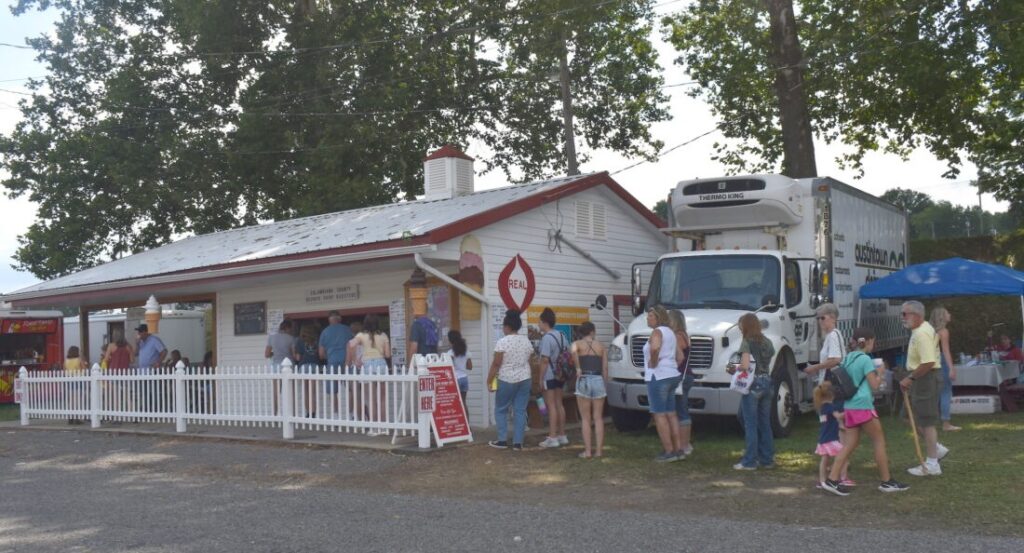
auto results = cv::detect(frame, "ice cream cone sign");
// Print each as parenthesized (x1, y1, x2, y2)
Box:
(498, 254, 535, 312)
(458, 235, 484, 320)
(144, 295, 161, 334)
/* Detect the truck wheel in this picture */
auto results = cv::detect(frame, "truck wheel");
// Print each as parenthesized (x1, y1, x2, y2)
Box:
(610, 406, 651, 432)
(771, 368, 795, 438)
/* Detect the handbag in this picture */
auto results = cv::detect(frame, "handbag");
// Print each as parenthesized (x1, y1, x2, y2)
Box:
(730, 366, 755, 395)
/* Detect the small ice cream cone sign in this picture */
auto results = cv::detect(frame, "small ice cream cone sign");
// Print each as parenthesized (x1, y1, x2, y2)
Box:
(144, 295, 161, 334)
(458, 235, 484, 320)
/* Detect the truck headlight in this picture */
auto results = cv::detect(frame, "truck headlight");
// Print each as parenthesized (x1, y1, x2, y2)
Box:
(726, 351, 741, 371)
(608, 345, 623, 362)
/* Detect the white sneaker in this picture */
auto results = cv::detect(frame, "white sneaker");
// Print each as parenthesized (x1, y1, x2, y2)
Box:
(538, 437, 561, 448)
(683, 444, 694, 456)
(907, 462, 942, 476)
(937, 443, 949, 460)
(557, 435, 569, 446)
(365, 430, 382, 437)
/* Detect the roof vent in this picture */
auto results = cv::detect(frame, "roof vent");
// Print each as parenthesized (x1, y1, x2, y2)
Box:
(423, 145, 475, 201)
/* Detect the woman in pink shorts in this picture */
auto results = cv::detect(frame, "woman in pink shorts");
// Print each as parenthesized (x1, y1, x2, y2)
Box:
(820, 328, 909, 496)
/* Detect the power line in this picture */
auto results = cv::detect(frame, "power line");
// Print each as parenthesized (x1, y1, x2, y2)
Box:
(611, 127, 719, 175)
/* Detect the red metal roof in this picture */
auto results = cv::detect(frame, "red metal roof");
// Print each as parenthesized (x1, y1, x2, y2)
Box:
(423, 144, 475, 162)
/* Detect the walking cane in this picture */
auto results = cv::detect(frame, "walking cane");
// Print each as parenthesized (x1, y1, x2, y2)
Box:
(901, 388, 926, 466)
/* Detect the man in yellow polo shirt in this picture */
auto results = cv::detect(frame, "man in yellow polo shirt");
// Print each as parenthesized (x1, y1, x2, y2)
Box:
(899, 300, 950, 476)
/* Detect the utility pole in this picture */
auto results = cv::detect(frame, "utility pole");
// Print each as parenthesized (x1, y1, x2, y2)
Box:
(978, 190, 984, 235)
(558, 36, 580, 176)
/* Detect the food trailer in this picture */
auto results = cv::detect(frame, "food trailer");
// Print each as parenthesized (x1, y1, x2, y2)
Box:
(0, 310, 64, 403)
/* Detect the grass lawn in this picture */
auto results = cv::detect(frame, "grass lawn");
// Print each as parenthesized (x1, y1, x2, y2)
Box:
(562, 410, 1024, 534)
(0, 404, 19, 422)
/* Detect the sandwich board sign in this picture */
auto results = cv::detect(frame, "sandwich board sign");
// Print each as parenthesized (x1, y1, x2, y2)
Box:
(415, 353, 473, 446)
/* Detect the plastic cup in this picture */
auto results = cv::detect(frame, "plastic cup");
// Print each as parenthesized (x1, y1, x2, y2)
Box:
(872, 358, 884, 371)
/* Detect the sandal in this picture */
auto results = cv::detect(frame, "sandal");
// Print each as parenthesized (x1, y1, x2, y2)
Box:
(943, 425, 961, 431)
(577, 451, 592, 459)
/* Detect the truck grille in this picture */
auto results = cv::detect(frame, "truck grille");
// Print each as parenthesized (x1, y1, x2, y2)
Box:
(630, 336, 648, 367)
(687, 336, 714, 371)
(631, 335, 714, 370)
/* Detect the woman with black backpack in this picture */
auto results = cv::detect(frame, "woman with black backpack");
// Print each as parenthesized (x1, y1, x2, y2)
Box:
(821, 328, 909, 496)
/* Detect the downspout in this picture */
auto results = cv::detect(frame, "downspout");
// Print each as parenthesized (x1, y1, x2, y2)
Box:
(414, 253, 491, 427)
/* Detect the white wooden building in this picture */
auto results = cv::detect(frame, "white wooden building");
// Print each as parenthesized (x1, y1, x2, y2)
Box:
(4, 146, 668, 427)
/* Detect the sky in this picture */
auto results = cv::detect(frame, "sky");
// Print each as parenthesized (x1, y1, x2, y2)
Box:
(0, 4, 1008, 296)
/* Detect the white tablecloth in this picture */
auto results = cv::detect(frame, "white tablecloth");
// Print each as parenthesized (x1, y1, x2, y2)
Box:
(953, 362, 1021, 388)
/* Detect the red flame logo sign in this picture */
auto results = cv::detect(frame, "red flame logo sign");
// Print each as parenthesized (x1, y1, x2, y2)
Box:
(498, 254, 536, 312)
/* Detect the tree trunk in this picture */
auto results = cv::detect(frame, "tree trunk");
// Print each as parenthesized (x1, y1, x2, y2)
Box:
(558, 36, 580, 177)
(763, 0, 817, 178)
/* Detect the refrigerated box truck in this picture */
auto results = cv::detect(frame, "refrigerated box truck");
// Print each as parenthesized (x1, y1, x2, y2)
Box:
(605, 174, 908, 436)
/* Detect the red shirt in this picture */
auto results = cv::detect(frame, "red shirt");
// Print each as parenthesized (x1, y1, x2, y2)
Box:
(999, 346, 1024, 362)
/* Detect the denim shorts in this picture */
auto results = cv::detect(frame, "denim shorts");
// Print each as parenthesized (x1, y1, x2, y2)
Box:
(675, 372, 695, 425)
(646, 375, 682, 414)
(575, 375, 607, 399)
(544, 378, 565, 391)
(361, 358, 389, 376)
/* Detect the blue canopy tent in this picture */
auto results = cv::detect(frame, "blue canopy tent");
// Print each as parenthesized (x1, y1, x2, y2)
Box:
(858, 257, 1024, 344)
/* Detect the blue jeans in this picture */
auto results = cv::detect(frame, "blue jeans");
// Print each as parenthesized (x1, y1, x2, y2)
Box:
(940, 357, 953, 422)
(495, 379, 531, 445)
(739, 375, 774, 467)
(676, 372, 695, 425)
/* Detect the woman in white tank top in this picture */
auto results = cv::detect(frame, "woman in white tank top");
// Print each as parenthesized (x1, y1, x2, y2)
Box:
(643, 305, 684, 462)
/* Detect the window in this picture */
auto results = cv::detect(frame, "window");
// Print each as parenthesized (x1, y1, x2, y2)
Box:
(785, 260, 801, 307)
(575, 200, 606, 240)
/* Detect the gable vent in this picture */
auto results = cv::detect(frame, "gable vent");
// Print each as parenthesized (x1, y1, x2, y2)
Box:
(576, 200, 606, 240)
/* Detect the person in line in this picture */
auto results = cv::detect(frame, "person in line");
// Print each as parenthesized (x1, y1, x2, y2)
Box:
(102, 330, 135, 370)
(353, 314, 391, 435)
(102, 330, 134, 417)
(930, 307, 960, 432)
(264, 319, 294, 415)
(409, 314, 439, 358)
(487, 310, 533, 451)
(822, 328, 909, 495)
(64, 345, 85, 424)
(995, 334, 1024, 362)
(899, 300, 950, 477)
(319, 311, 353, 417)
(295, 322, 321, 418)
(813, 382, 844, 489)
(667, 310, 694, 459)
(571, 321, 607, 459)
(643, 305, 683, 462)
(135, 324, 167, 414)
(538, 307, 569, 448)
(448, 330, 473, 406)
(727, 313, 775, 470)
(802, 303, 852, 484)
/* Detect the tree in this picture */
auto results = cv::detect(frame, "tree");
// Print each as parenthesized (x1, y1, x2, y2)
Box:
(1, 0, 669, 279)
(652, 199, 668, 221)
(664, 0, 1024, 199)
(880, 188, 934, 218)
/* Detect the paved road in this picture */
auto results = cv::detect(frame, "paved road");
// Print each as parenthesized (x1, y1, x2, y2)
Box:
(1, 430, 1021, 553)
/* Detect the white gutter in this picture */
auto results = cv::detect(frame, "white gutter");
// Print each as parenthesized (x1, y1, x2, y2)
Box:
(4, 244, 438, 303)
(414, 253, 491, 427)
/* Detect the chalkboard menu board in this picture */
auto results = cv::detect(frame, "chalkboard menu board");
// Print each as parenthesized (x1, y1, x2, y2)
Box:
(233, 302, 267, 335)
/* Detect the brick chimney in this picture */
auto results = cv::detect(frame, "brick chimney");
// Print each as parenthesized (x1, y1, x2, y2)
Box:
(423, 145, 474, 201)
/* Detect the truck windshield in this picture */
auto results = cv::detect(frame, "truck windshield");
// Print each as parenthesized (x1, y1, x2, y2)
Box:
(646, 255, 782, 311)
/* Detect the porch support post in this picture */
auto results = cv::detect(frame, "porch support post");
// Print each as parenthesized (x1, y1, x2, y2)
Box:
(79, 307, 90, 367)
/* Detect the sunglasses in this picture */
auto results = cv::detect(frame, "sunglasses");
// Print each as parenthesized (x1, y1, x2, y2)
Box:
(816, 316, 829, 320)
(900, 312, 914, 317)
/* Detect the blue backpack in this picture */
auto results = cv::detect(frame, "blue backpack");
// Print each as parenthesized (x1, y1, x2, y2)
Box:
(414, 317, 439, 349)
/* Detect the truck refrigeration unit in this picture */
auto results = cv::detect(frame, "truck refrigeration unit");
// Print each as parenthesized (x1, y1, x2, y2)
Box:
(603, 174, 909, 436)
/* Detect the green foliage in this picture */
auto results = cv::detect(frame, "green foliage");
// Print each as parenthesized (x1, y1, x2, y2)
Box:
(880, 188, 934, 217)
(651, 199, 668, 220)
(663, 0, 1024, 198)
(1, 0, 669, 279)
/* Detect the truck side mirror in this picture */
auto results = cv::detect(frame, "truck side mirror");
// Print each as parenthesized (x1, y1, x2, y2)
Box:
(631, 266, 644, 317)
(809, 261, 822, 308)
(593, 295, 608, 310)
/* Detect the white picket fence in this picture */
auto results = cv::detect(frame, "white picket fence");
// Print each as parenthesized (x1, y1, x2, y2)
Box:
(15, 359, 432, 447)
